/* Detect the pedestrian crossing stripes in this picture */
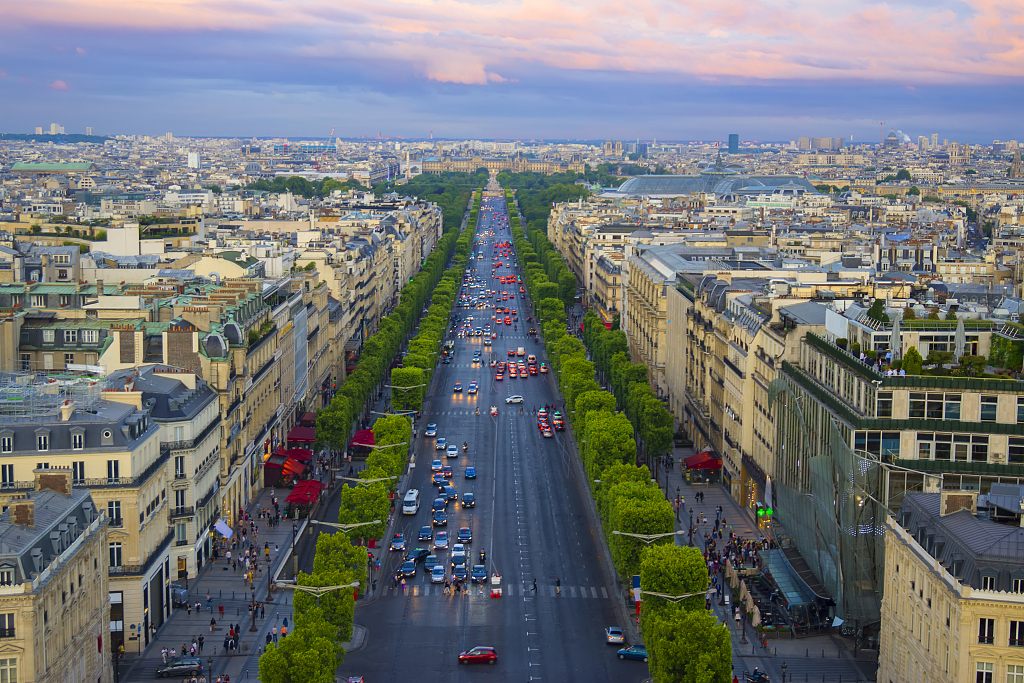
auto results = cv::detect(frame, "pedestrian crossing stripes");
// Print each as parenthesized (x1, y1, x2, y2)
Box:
(380, 584, 609, 598)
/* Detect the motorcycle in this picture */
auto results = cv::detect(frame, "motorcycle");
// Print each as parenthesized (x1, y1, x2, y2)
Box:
(479, 549, 486, 562)
(462, 442, 468, 452)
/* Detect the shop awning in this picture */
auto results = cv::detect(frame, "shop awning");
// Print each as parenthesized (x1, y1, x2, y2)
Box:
(282, 458, 307, 476)
(285, 479, 325, 504)
(263, 454, 288, 469)
(287, 425, 316, 443)
(275, 448, 312, 462)
(349, 429, 376, 448)
(684, 450, 722, 470)
(604, 322, 612, 329)
(299, 411, 317, 426)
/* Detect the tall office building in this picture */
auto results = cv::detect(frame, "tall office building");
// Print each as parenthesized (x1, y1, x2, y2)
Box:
(49, 123, 64, 135)
(728, 134, 739, 154)
(86, 127, 93, 136)
(34, 126, 43, 135)
(187, 152, 201, 169)
(931, 133, 939, 148)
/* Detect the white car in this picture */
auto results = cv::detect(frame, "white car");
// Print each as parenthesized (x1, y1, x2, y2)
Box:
(505, 395, 524, 404)
(434, 531, 449, 549)
(446, 444, 458, 459)
(430, 565, 447, 583)
(424, 423, 438, 437)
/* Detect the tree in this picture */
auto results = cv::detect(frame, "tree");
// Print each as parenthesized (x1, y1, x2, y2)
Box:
(896, 169, 912, 181)
(866, 299, 889, 323)
(558, 270, 577, 308)
(954, 354, 987, 378)
(390, 367, 426, 411)
(582, 411, 636, 482)
(338, 483, 389, 541)
(639, 544, 709, 624)
(647, 609, 732, 683)
(902, 306, 916, 320)
(908, 186, 921, 196)
(902, 345, 924, 375)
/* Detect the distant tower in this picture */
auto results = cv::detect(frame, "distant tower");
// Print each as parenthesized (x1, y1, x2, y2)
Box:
(728, 133, 739, 154)
(1011, 149, 1023, 179)
(86, 127, 93, 136)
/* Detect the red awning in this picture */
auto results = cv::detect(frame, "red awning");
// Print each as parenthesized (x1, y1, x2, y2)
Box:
(604, 322, 612, 330)
(349, 429, 376, 448)
(684, 450, 722, 470)
(287, 425, 316, 443)
(299, 411, 317, 426)
(263, 454, 288, 469)
(282, 458, 307, 476)
(275, 448, 312, 462)
(285, 481, 323, 504)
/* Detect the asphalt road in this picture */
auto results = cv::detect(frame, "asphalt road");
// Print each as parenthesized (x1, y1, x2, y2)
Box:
(340, 195, 650, 681)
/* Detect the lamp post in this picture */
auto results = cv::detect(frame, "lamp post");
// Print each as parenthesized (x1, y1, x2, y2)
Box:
(611, 530, 686, 545)
(275, 580, 361, 608)
(207, 656, 213, 680)
(781, 661, 788, 683)
(688, 509, 694, 547)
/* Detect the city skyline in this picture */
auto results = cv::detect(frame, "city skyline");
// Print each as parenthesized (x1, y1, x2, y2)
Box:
(2, 0, 1023, 140)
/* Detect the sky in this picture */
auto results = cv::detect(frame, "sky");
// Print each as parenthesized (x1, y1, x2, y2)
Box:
(2, 0, 1023, 142)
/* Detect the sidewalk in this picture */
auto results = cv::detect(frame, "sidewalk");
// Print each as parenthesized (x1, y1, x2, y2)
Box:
(119, 488, 302, 683)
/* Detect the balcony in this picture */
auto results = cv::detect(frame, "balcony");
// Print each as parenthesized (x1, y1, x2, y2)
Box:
(109, 529, 174, 577)
(175, 539, 190, 547)
(0, 628, 15, 639)
(170, 506, 195, 520)
(109, 517, 123, 528)
(162, 417, 222, 456)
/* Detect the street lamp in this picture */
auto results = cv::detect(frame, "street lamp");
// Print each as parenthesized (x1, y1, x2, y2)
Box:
(207, 657, 213, 680)
(611, 530, 686, 545)
(781, 661, 788, 683)
(638, 588, 717, 602)
(337, 475, 398, 487)
(689, 509, 694, 547)
(308, 519, 383, 533)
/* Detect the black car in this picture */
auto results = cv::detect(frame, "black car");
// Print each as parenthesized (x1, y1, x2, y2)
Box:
(443, 485, 458, 501)
(399, 560, 417, 578)
(457, 527, 473, 544)
(418, 526, 433, 542)
(405, 548, 430, 564)
(452, 565, 469, 582)
(461, 492, 475, 508)
(156, 658, 203, 678)
(432, 510, 448, 527)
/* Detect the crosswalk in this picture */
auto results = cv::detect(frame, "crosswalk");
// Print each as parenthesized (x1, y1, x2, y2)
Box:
(428, 409, 538, 416)
(380, 583, 609, 598)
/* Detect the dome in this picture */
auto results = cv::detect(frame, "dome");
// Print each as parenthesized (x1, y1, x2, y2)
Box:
(222, 322, 243, 346)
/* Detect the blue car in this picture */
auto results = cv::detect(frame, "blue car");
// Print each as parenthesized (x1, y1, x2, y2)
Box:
(465, 466, 477, 479)
(617, 646, 647, 662)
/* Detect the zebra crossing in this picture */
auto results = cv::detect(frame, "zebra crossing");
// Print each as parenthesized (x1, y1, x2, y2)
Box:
(380, 583, 609, 599)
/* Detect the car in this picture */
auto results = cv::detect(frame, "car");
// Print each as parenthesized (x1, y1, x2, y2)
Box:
(156, 658, 203, 678)
(453, 382, 462, 392)
(451, 543, 466, 557)
(424, 423, 438, 437)
(505, 395, 524, 404)
(605, 626, 625, 644)
(442, 484, 458, 501)
(430, 565, 447, 583)
(617, 645, 648, 662)
(442, 356, 451, 363)
(542, 428, 553, 438)
(433, 497, 447, 513)
(434, 531, 449, 549)
(435, 437, 447, 450)
(458, 646, 497, 665)
(529, 365, 537, 375)
(452, 564, 469, 581)
(446, 444, 458, 458)
(553, 420, 565, 431)
(490, 359, 496, 367)
(399, 560, 417, 578)
(424, 554, 439, 572)
(431, 472, 445, 486)
(540, 363, 548, 373)
(432, 510, 448, 527)
(538, 408, 547, 418)
(464, 466, 476, 479)
(461, 492, 475, 508)
(389, 533, 406, 552)
(431, 459, 443, 471)
(508, 349, 516, 357)
(471, 565, 488, 583)
(509, 369, 517, 378)
(495, 373, 503, 380)
(418, 526, 433, 542)
(442, 465, 453, 479)
(405, 548, 430, 564)
(468, 384, 478, 395)
(457, 526, 473, 543)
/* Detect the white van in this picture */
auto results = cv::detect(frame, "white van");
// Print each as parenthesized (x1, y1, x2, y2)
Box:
(527, 354, 536, 365)
(402, 489, 420, 515)
(517, 347, 525, 357)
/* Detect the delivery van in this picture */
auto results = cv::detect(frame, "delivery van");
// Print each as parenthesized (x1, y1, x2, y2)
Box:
(527, 354, 536, 365)
(402, 489, 420, 515)
(517, 347, 525, 357)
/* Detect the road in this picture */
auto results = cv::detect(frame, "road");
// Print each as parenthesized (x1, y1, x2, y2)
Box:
(341, 193, 649, 681)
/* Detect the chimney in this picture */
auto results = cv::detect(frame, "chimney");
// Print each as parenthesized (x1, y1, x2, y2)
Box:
(61, 399, 76, 421)
(34, 466, 73, 496)
(11, 498, 35, 528)
(96, 279, 104, 298)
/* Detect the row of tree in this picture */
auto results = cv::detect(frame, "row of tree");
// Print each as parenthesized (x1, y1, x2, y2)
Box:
(504, 191, 729, 682)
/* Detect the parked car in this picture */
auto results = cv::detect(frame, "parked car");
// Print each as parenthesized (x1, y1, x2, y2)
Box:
(156, 658, 203, 678)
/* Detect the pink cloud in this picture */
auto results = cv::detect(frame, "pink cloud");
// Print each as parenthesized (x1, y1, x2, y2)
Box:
(0, 71, 7, 79)
(76, 47, 87, 54)
(49, 79, 69, 90)
(5, 0, 1024, 85)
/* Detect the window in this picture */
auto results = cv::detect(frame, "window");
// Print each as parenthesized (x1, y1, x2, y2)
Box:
(57, 271, 68, 281)
(59, 293, 70, 305)
(981, 395, 998, 422)
(0, 465, 11, 489)
(35, 463, 48, 470)
(877, 392, 893, 418)
(1009, 665, 1024, 683)
(0, 438, 9, 454)
(0, 572, 11, 587)
(979, 618, 995, 644)
(42, 329, 54, 343)
(71, 461, 84, 482)
(982, 575, 997, 590)
(108, 543, 122, 568)
(176, 523, 187, 543)
(945, 394, 961, 420)
(72, 432, 84, 450)
(106, 460, 119, 482)
(64, 353, 74, 367)
(1018, 397, 1024, 423)
(1011, 621, 1024, 647)
(81, 329, 98, 343)
(63, 330, 76, 343)
(109, 591, 124, 636)
(0, 657, 16, 683)
(977, 662, 993, 683)
(1010, 439, 1024, 465)
(30, 294, 45, 308)
(1014, 578, 1024, 594)
(0, 614, 14, 639)
(107, 501, 120, 526)
(174, 456, 185, 478)
(36, 435, 48, 452)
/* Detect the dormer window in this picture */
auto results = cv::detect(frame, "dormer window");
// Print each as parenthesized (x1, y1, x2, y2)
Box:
(36, 430, 49, 452)
(71, 428, 85, 450)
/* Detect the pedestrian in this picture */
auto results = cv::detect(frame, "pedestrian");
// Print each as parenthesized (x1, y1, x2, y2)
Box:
(198, 635, 205, 653)
(210, 617, 216, 632)
(272, 626, 278, 643)
(206, 591, 212, 610)
(161, 647, 168, 663)
(401, 577, 407, 593)
(218, 603, 224, 619)
(556, 577, 561, 594)
(260, 603, 265, 619)
(533, 578, 537, 593)
(280, 625, 287, 639)
(170, 647, 177, 659)
(187, 602, 192, 617)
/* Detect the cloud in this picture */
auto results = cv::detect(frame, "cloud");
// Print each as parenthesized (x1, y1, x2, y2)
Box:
(76, 47, 87, 54)
(49, 79, 69, 90)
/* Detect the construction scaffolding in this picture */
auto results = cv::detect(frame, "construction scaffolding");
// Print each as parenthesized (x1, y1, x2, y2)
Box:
(0, 371, 105, 417)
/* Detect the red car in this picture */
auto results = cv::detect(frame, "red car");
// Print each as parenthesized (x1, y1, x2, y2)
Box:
(459, 646, 497, 665)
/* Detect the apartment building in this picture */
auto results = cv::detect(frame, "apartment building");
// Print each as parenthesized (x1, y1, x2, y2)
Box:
(879, 491, 1024, 683)
(0, 473, 111, 683)
(0, 381, 170, 651)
